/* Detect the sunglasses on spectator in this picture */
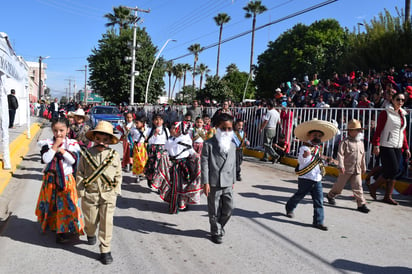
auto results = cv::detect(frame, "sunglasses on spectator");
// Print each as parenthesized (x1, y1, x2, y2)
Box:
(395, 98, 405, 102)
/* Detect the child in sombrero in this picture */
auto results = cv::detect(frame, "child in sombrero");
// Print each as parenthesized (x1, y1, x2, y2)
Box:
(285, 118, 338, 231)
(76, 121, 122, 265)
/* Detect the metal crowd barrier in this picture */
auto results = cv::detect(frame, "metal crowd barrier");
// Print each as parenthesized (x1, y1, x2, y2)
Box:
(135, 105, 411, 176)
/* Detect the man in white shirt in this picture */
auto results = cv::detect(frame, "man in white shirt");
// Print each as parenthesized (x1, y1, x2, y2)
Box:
(259, 101, 280, 163)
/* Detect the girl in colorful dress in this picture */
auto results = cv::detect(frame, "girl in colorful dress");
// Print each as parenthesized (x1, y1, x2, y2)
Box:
(130, 115, 148, 183)
(190, 116, 206, 154)
(116, 112, 134, 172)
(163, 121, 202, 213)
(35, 117, 84, 243)
(144, 113, 170, 189)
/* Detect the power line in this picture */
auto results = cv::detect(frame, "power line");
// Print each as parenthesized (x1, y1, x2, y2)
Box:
(169, 0, 338, 62)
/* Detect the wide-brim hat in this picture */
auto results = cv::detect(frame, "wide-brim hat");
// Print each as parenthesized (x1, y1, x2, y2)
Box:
(85, 121, 119, 144)
(294, 118, 338, 143)
(72, 108, 86, 117)
(345, 119, 365, 130)
(67, 111, 74, 117)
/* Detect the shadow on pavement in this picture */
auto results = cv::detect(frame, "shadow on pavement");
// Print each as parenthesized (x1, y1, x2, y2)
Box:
(117, 196, 168, 213)
(12, 172, 43, 181)
(22, 154, 42, 162)
(332, 259, 412, 274)
(114, 215, 207, 238)
(253, 184, 301, 194)
(238, 191, 312, 206)
(0, 215, 98, 260)
(234, 208, 313, 228)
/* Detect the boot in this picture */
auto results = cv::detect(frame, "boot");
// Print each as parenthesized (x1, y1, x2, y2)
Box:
(369, 176, 385, 200)
(382, 180, 399, 205)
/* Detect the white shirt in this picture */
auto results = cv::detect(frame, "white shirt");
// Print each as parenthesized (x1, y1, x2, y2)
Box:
(145, 127, 170, 145)
(263, 109, 280, 129)
(38, 138, 80, 176)
(130, 127, 146, 143)
(297, 145, 322, 182)
(165, 134, 195, 159)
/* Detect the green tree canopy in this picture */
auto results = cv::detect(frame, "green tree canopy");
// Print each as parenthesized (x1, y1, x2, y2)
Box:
(222, 64, 255, 102)
(88, 28, 164, 104)
(254, 19, 347, 98)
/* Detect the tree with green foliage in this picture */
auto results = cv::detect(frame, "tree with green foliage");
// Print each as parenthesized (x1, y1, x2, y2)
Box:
(176, 85, 196, 104)
(243, 1, 267, 74)
(197, 63, 210, 90)
(199, 75, 233, 103)
(188, 43, 204, 89)
(341, 9, 412, 72)
(165, 61, 173, 99)
(222, 64, 255, 102)
(214, 13, 231, 76)
(171, 64, 184, 99)
(181, 63, 191, 88)
(104, 6, 136, 34)
(88, 29, 164, 104)
(255, 19, 347, 98)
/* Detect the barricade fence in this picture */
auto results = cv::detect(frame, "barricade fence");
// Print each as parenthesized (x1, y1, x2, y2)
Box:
(136, 105, 411, 177)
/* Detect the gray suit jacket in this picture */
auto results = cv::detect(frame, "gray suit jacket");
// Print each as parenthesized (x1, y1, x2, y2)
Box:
(201, 136, 236, 187)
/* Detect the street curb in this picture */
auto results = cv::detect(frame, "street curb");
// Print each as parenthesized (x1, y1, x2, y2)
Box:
(0, 123, 42, 195)
(244, 148, 411, 195)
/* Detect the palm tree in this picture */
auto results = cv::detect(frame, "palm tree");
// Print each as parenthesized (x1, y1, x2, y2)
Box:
(187, 43, 204, 89)
(104, 6, 136, 34)
(243, 1, 267, 74)
(171, 64, 184, 99)
(164, 61, 174, 99)
(182, 63, 192, 87)
(197, 63, 210, 90)
(214, 13, 231, 77)
(406, 0, 411, 23)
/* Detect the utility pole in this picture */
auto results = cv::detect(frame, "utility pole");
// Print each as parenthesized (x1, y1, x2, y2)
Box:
(64, 78, 72, 100)
(73, 80, 76, 102)
(124, 6, 150, 105)
(76, 65, 88, 105)
(38, 56, 49, 100)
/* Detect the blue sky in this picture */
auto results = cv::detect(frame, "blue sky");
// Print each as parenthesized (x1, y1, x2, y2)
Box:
(0, 0, 404, 99)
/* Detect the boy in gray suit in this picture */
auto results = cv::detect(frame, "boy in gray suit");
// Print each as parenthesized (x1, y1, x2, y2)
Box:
(201, 113, 236, 244)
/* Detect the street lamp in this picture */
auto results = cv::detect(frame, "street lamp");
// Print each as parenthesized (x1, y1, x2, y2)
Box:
(357, 22, 364, 34)
(38, 56, 49, 100)
(145, 39, 176, 104)
(76, 65, 88, 104)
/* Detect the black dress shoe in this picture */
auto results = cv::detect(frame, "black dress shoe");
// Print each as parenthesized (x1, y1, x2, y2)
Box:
(313, 224, 328, 231)
(357, 204, 370, 213)
(87, 236, 97, 245)
(260, 158, 268, 162)
(326, 195, 336, 205)
(147, 180, 152, 188)
(236, 176, 242, 181)
(100, 252, 113, 265)
(211, 235, 223, 244)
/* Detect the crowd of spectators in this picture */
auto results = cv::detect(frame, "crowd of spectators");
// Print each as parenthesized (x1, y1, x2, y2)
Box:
(267, 65, 412, 109)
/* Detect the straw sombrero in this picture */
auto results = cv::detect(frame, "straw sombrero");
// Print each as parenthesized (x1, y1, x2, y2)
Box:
(294, 118, 338, 142)
(344, 119, 365, 130)
(85, 121, 119, 144)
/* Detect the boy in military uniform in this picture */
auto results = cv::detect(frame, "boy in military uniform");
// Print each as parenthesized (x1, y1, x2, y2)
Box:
(326, 119, 370, 213)
(77, 121, 122, 265)
(232, 119, 249, 181)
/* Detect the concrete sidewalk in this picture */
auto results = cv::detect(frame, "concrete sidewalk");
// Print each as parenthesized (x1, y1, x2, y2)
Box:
(0, 116, 44, 195)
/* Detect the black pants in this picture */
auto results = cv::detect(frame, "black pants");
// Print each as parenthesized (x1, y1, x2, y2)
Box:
(8, 109, 16, 128)
(236, 149, 243, 178)
(380, 146, 402, 179)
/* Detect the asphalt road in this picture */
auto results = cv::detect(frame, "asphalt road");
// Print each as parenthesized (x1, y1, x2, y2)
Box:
(0, 124, 411, 273)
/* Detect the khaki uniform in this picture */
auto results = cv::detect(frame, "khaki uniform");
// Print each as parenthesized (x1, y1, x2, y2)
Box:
(328, 137, 367, 206)
(77, 147, 122, 253)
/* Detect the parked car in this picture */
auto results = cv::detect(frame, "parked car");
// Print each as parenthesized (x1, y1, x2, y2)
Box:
(89, 106, 124, 130)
